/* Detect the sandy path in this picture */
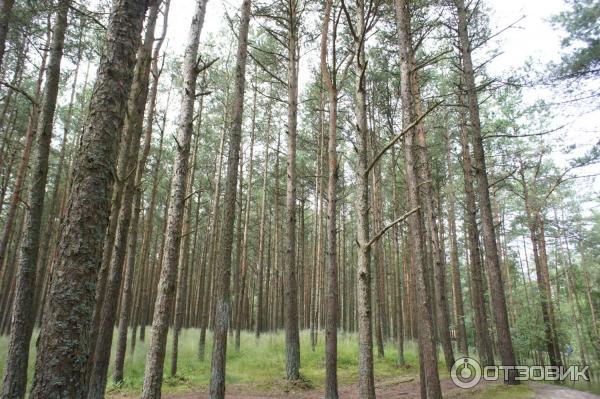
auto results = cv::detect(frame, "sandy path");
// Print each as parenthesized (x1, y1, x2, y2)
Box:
(530, 382, 600, 399)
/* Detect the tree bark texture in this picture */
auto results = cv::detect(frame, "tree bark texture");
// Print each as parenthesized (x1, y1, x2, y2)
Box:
(29, 1, 146, 397)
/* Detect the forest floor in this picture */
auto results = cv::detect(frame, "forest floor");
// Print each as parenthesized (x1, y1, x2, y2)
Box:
(112, 380, 600, 398)
(1, 330, 597, 398)
(529, 382, 600, 399)
(154, 379, 502, 398)
(110, 379, 530, 398)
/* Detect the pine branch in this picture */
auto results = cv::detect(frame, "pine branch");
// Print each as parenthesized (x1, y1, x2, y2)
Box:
(366, 207, 420, 248)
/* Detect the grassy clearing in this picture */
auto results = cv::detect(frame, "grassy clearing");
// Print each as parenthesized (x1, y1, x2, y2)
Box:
(108, 329, 422, 395)
(0, 329, 562, 398)
(0, 329, 423, 396)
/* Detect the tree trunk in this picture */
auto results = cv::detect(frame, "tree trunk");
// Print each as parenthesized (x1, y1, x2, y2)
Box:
(557, 210, 590, 376)
(0, 1, 70, 396)
(208, 0, 251, 396)
(353, 1, 375, 396)
(171, 132, 198, 376)
(579, 242, 599, 337)
(0, 0, 15, 70)
(395, 0, 442, 396)
(444, 130, 468, 355)
(0, 24, 51, 274)
(310, 114, 324, 350)
(321, 0, 338, 395)
(33, 24, 86, 329)
(87, 5, 161, 397)
(232, 146, 245, 333)
(139, 88, 169, 344)
(28, 1, 146, 397)
(0, 39, 27, 177)
(198, 124, 226, 360)
(283, 0, 301, 381)
(114, 0, 170, 378)
(141, 1, 207, 397)
(235, 89, 258, 350)
(255, 130, 270, 338)
(370, 139, 386, 358)
(520, 171, 562, 369)
(409, 68, 455, 373)
(89, 92, 137, 356)
(454, 0, 518, 383)
(459, 110, 494, 366)
(391, 149, 405, 366)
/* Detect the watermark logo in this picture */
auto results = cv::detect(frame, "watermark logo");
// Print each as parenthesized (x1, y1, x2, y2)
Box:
(450, 357, 590, 388)
(451, 357, 483, 388)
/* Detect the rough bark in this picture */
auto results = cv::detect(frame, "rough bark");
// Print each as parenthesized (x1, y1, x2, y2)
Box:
(0, 1, 70, 397)
(32, 23, 86, 330)
(141, 1, 207, 397)
(87, 3, 161, 398)
(28, 1, 146, 397)
(89, 88, 137, 355)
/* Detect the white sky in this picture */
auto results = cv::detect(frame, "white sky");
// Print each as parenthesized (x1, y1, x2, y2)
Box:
(486, 0, 567, 73)
(163, 0, 599, 197)
(167, 0, 569, 70)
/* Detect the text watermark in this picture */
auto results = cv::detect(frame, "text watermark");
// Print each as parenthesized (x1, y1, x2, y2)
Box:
(450, 357, 591, 388)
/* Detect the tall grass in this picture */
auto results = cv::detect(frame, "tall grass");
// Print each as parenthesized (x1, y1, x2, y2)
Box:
(111, 329, 423, 395)
(0, 329, 422, 396)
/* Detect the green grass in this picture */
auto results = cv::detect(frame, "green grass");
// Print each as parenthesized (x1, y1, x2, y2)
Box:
(456, 384, 535, 399)
(1, 330, 566, 398)
(0, 329, 422, 396)
(112, 329, 422, 395)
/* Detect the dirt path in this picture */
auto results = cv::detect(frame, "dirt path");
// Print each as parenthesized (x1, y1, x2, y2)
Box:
(159, 378, 493, 398)
(530, 382, 600, 399)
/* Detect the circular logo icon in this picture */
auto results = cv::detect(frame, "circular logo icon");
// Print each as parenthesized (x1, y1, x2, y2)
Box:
(451, 357, 482, 389)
